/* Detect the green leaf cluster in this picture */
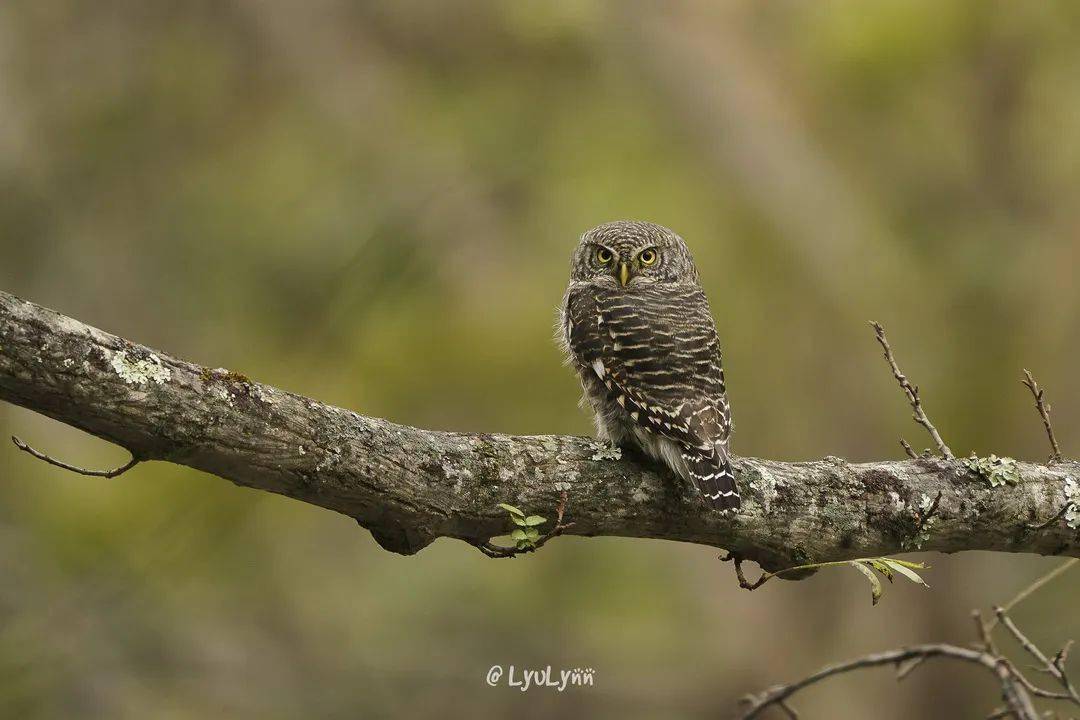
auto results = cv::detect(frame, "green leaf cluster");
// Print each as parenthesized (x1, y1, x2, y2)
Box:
(849, 558, 930, 606)
(770, 556, 930, 606)
(498, 504, 548, 550)
(962, 454, 1021, 488)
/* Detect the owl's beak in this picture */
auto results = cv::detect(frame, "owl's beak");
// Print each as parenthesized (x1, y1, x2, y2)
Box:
(618, 261, 631, 287)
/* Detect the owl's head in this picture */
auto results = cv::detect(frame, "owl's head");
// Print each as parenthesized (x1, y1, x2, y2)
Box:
(569, 221, 699, 287)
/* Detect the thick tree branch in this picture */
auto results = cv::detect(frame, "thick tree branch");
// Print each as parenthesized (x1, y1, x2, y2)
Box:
(1, 290, 1077, 569)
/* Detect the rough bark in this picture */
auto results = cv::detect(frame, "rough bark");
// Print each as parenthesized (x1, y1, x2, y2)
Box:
(1, 289, 1076, 570)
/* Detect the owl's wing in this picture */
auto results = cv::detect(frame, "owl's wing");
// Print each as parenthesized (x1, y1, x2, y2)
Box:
(565, 285, 738, 509)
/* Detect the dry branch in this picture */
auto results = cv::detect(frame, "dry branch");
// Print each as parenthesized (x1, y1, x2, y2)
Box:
(1022, 370, 1063, 464)
(871, 321, 954, 459)
(11, 435, 140, 478)
(1, 290, 1078, 571)
(739, 643, 1040, 720)
(743, 563, 1080, 718)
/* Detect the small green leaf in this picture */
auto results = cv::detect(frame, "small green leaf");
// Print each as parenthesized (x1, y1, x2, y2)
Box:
(868, 559, 894, 582)
(511, 516, 529, 527)
(510, 529, 528, 542)
(524, 527, 542, 540)
(498, 503, 525, 517)
(882, 559, 930, 588)
(884, 558, 929, 569)
(523, 516, 547, 527)
(851, 561, 883, 605)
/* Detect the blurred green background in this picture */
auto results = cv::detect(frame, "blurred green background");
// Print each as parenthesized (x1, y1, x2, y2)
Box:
(1, 1, 1079, 718)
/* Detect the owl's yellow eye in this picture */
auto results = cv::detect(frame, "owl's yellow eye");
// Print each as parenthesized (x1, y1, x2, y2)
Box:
(639, 248, 658, 266)
(596, 248, 614, 264)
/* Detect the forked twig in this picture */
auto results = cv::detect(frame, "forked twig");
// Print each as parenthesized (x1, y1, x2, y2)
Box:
(1027, 503, 1074, 531)
(11, 436, 140, 478)
(1022, 370, 1063, 464)
(871, 322, 953, 459)
(995, 607, 1080, 705)
(739, 643, 1039, 720)
(895, 655, 929, 680)
(776, 700, 799, 719)
(742, 564, 1080, 718)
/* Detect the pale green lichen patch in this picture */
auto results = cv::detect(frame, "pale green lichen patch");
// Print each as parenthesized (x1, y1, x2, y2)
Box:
(316, 447, 343, 474)
(590, 442, 622, 461)
(498, 456, 527, 483)
(211, 384, 234, 406)
(1063, 477, 1079, 529)
(748, 468, 783, 512)
(538, 437, 562, 454)
(443, 463, 473, 493)
(552, 467, 581, 492)
(251, 384, 276, 405)
(963, 454, 1020, 488)
(108, 349, 170, 386)
(906, 494, 937, 550)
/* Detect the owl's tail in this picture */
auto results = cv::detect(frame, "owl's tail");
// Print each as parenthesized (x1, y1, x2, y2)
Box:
(685, 449, 741, 511)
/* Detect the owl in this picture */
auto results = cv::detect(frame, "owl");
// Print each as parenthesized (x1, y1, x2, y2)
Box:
(559, 221, 740, 510)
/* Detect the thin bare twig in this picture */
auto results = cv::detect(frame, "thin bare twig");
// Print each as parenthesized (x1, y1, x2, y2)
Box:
(900, 438, 918, 459)
(895, 655, 929, 680)
(471, 492, 574, 559)
(995, 607, 1080, 705)
(776, 700, 799, 720)
(738, 643, 1038, 720)
(743, 585, 1080, 718)
(871, 322, 953, 459)
(999, 657, 1073, 702)
(720, 553, 771, 590)
(971, 611, 1070, 703)
(1054, 640, 1074, 676)
(975, 609, 999, 655)
(1027, 503, 1075, 531)
(11, 436, 140, 478)
(1022, 370, 1063, 464)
